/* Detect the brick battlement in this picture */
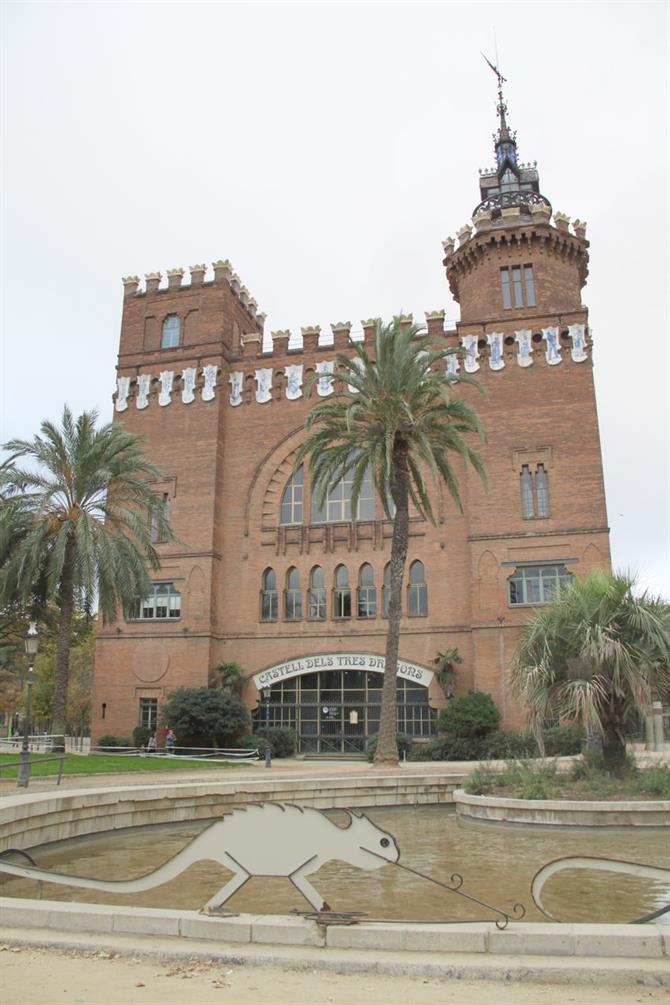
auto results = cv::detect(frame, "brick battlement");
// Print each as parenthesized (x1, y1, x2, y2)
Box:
(121, 260, 264, 327)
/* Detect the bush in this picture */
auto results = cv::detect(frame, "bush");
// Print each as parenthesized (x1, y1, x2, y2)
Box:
(502, 759, 560, 800)
(161, 688, 249, 747)
(239, 728, 296, 758)
(96, 734, 130, 748)
(365, 733, 413, 762)
(407, 730, 537, 762)
(463, 765, 499, 795)
(438, 691, 501, 738)
(133, 726, 151, 749)
(542, 724, 582, 757)
(632, 765, 670, 799)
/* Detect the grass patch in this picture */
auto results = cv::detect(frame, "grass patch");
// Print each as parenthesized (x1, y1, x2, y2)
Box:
(0, 753, 246, 779)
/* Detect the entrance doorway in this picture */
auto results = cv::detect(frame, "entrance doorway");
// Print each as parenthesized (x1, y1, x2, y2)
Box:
(252, 668, 436, 754)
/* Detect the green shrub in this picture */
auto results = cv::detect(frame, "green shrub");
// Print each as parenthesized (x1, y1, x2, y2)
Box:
(632, 765, 670, 799)
(132, 726, 151, 749)
(239, 728, 296, 758)
(438, 691, 501, 738)
(542, 724, 583, 757)
(96, 734, 130, 748)
(463, 765, 499, 795)
(503, 759, 560, 800)
(365, 733, 413, 762)
(161, 687, 249, 746)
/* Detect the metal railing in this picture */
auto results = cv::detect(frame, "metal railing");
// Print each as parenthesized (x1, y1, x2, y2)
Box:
(0, 754, 66, 788)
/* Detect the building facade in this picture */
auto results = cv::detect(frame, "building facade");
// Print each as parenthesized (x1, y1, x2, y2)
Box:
(91, 93, 610, 751)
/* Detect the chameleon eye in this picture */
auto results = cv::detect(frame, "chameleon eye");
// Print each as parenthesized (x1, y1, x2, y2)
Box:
(380, 838, 390, 848)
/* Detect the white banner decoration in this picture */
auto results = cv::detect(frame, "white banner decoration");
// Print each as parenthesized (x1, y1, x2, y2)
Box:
(542, 326, 562, 366)
(253, 652, 434, 689)
(487, 332, 505, 371)
(115, 377, 130, 412)
(347, 356, 364, 393)
(202, 364, 218, 402)
(136, 374, 150, 410)
(315, 360, 335, 396)
(158, 370, 174, 407)
(285, 364, 303, 401)
(460, 335, 480, 373)
(514, 329, 533, 368)
(445, 351, 460, 378)
(255, 368, 273, 404)
(228, 371, 243, 407)
(182, 367, 196, 404)
(568, 323, 588, 363)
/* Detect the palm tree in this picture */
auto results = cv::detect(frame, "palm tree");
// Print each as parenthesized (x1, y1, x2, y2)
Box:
(296, 318, 486, 766)
(511, 570, 670, 775)
(0, 406, 172, 746)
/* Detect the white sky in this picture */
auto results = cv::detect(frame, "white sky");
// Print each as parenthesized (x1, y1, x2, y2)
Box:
(1, 1, 668, 596)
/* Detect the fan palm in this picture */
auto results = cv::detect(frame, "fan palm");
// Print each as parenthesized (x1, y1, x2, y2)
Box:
(511, 570, 670, 774)
(296, 318, 486, 765)
(0, 407, 172, 744)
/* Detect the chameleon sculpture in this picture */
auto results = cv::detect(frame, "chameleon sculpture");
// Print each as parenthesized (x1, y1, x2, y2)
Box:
(0, 803, 400, 912)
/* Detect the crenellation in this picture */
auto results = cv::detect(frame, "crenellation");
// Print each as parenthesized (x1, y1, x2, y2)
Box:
(572, 219, 587, 239)
(167, 268, 184, 291)
(361, 318, 379, 341)
(425, 310, 445, 338)
(189, 264, 207, 286)
(241, 332, 262, 359)
(145, 272, 161, 294)
(122, 276, 140, 298)
(456, 224, 472, 246)
(331, 321, 351, 348)
(212, 259, 233, 283)
(442, 237, 455, 257)
(554, 211, 570, 232)
(301, 325, 320, 353)
(530, 202, 552, 223)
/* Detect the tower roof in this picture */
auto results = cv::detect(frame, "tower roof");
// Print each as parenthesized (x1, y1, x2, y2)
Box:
(473, 62, 552, 221)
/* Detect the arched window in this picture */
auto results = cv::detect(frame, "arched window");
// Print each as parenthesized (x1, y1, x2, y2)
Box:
(280, 467, 303, 525)
(311, 463, 375, 523)
(535, 464, 549, 518)
(260, 568, 278, 621)
(520, 465, 534, 519)
(408, 560, 427, 617)
(357, 563, 376, 618)
(308, 566, 326, 620)
(161, 314, 180, 349)
(284, 567, 302, 621)
(382, 562, 392, 618)
(333, 565, 351, 619)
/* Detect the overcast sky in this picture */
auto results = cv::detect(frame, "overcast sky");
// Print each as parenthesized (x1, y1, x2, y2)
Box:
(1, 1, 668, 596)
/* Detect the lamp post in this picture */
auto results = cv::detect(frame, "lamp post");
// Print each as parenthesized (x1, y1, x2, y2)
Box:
(261, 687, 272, 768)
(18, 622, 39, 788)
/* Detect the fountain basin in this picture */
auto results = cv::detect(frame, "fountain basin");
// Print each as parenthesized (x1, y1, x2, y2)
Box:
(453, 790, 670, 828)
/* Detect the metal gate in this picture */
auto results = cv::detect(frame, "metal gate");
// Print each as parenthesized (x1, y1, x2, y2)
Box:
(252, 668, 436, 754)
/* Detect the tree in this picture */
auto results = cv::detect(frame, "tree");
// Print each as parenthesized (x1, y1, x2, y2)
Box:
(511, 570, 670, 775)
(161, 688, 250, 747)
(437, 690, 501, 737)
(296, 318, 486, 766)
(208, 661, 245, 697)
(0, 407, 172, 746)
(432, 647, 463, 699)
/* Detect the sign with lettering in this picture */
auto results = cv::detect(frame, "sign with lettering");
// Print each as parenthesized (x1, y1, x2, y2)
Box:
(252, 653, 434, 689)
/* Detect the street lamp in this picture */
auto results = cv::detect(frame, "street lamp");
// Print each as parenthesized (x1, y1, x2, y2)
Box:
(18, 622, 39, 788)
(261, 687, 272, 768)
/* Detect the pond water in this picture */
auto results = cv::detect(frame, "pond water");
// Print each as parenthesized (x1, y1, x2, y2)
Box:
(2, 806, 668, 924)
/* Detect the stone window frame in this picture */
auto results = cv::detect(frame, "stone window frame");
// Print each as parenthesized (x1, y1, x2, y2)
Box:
(128, 581, 181, 622)
(161, 313, 181, 349)
(507, 563, 573, 607)
(512, 447, 553, 521)
(260, 568, 279, 622)
(501, 264, 536, 310)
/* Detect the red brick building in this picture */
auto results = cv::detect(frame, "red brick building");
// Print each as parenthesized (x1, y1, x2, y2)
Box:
(92, 92, 610, 751)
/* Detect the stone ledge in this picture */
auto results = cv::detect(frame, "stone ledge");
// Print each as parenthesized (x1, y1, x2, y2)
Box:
(453, 790, 670, 827)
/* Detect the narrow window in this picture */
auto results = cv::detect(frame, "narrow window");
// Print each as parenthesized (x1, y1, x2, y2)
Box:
(101, 702, 107, 720)
(161, 314, 180, 349)
(408, 560, 428, 617)
(535, 464, 549, 517)
(285, 567, 302, 621)
(524, 265, 536, 307)
(357, 563, 377, 618)
(501, 268, 512, 309)
(280, 468, 303, 525)
(139, 697, 158, 730)
(520, 465, 534, 519)
(150, 492, 170, 543)
(382, 562, 392, 618)
(512, 266, 524, 307)
(308, 566, 326, 620)
(333, 565, 351, 619)
(261, 568, 278, 621)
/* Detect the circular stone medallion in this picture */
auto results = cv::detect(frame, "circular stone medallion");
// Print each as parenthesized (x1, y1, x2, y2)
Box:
(132, 642, 170, 683)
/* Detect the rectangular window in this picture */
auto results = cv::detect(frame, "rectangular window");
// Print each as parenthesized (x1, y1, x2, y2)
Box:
(139, 698, 158, 730)
(333, 588, 352, 619)
(508, 564, 572, 606)
(520, 462, 550, 520)
(130, 582, 181, 620)
(150, 493, 170, 544)
(308, 588, 326, 620)
(501, 264, 536, 309)
(357, 587, 377, 618)
(261, 591, 278, 621)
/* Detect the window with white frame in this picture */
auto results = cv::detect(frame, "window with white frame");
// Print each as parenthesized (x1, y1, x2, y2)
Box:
(508, 564, 572, 606)
(357, 563, 377, 618)
(139, 698, 158, 730)
(130, 583, 181, 620)
(520, 463, 550, 519)
(285, 567, 302, 621)
(308, 566, 326, 620)
(280, 467, 304, 525)
(311, 463, 375, 523)
(261, 568, 278, 621)
(161, 314, 180, 349)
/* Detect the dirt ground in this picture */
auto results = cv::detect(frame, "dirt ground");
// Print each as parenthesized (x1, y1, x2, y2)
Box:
(1, 945, 668, 1005)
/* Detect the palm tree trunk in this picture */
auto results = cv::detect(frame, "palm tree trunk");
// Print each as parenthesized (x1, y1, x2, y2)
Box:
(52, 536, 76, 750)
(374, 440, 410, 767)
(601, 717, 628, 776)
